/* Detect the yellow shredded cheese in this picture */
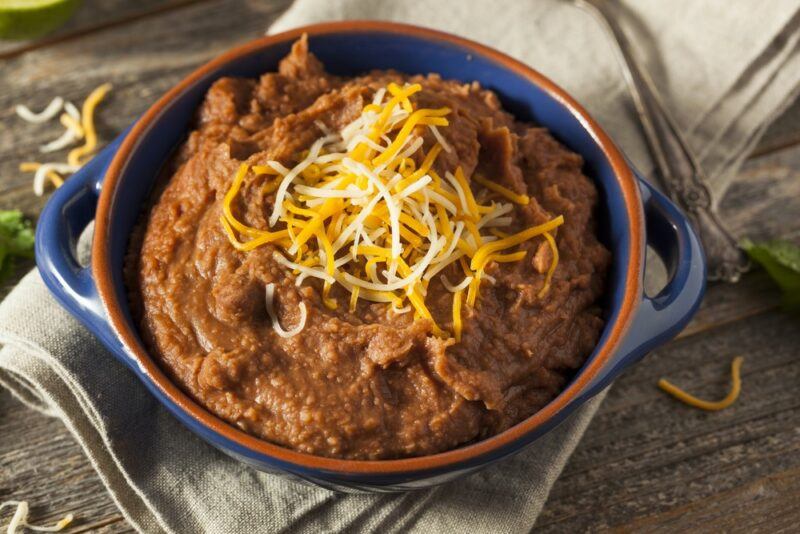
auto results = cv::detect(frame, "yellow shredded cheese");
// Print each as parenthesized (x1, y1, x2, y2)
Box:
(19, 162, 63, 188)
(220, 83, 564, 340)
(59, 113, 84, 138)
(349, 285, 360, 312)
(473, 174, 530, 205)
(658, 357, 743, 411)
(68, 83, 112, 166)
(471, 216, 564, 271)
(466, 271, 482, 307)
(452, 289, 464, 342)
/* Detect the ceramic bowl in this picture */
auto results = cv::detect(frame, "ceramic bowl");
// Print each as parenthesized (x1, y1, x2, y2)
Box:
(35, 21, 705, 492)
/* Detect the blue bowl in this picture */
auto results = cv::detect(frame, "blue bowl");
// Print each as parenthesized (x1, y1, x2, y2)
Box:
(35, 21, 705, 492)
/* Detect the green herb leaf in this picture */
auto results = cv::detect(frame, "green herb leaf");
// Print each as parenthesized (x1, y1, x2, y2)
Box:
(0, 210, 35, 284)
(741, 238, 800, 312)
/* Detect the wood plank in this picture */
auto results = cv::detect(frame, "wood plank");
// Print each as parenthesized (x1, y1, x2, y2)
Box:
(749, 92, 800, 158)
(721, 146, 800, 242)
(537, 309, 800, 532)
(615, 467, 800, 533)
(0, 0, 205, 58)
(678, 271, 780, 340)
(0, 389, 131, 532)
(0, 0, 292, 217)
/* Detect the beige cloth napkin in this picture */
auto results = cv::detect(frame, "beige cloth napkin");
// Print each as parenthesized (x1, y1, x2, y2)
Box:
(3, 1, 800, 532)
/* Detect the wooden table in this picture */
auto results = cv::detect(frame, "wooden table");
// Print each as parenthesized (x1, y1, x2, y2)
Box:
(1, 1, 798, 532)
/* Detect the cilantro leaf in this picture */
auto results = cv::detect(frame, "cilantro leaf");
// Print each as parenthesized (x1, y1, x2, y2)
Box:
(0, 210, 35, 284)
(741, 238, 800, 312)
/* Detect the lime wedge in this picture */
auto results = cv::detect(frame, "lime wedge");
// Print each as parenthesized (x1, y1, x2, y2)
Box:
(0, 0, 82, 40)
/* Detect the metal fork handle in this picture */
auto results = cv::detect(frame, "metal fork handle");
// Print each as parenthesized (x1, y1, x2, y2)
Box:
(574, 0, 749, 282)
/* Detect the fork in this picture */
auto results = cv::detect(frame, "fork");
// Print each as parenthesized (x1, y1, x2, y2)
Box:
(572, 0, 749, 282)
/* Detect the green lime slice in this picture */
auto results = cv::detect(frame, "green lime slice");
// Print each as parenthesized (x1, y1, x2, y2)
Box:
(0, 0, 82, 40)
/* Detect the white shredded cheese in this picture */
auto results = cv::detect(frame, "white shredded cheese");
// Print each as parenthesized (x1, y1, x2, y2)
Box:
(269, 135, 337, 227)
(391, 303, 412, 314)
(266, 160, 291, 175)
(63, 101, 81, 122)
(395, 175, 432, 198)
(33, 163, 80, 196)
(314, 119, 332, 136)
(40, 129, 80, 153)
(18, 84, 112, 197)
(15, 97, 64, 123)
(441, 274, 474, 292)
(0, 501, 74, 533)
(430, 125, 452, 153)
(273, 253, 335, 284)
(265, 283, 307, 338)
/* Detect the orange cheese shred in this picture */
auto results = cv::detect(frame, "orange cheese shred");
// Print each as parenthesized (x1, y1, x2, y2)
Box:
(658, 357, 743, 411)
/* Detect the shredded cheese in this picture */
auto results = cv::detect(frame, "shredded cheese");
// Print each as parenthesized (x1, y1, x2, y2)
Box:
(14, 97, 64, 123)
(658, 357, 743, 411)
(441, 274, 473, 293)
(59, 112, 84, 138)
(21, 162, 79, 196)
(220, 83, 564, 340)
(473, 174, 529, 205)
(0, 501, 73, 533)
(68, 83, 112, 166)
(40, 128, 80, 154)
(17, 84, 112, 196)
(452, 289, 464, 341)
(265, 283, 308, 338)
(63, 101, 81, 123)
(538, 231, 559, 297)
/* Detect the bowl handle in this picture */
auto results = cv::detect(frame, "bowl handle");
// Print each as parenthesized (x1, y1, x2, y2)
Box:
(35, 134, 126, 351)
(580, 175, 706, 398)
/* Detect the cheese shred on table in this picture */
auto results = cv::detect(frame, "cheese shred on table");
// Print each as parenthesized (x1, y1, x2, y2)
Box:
(221, 82, 563, 340)
(16, 83, 112, 196)
(0, 501, 73, 534)
(658, 356, 743, 411)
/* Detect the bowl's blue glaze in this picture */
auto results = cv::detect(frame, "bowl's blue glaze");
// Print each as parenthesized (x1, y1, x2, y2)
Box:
(35, 22, 705, 492)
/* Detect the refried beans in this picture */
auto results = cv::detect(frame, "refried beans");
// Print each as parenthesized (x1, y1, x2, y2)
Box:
(127, 37, 611, 460)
